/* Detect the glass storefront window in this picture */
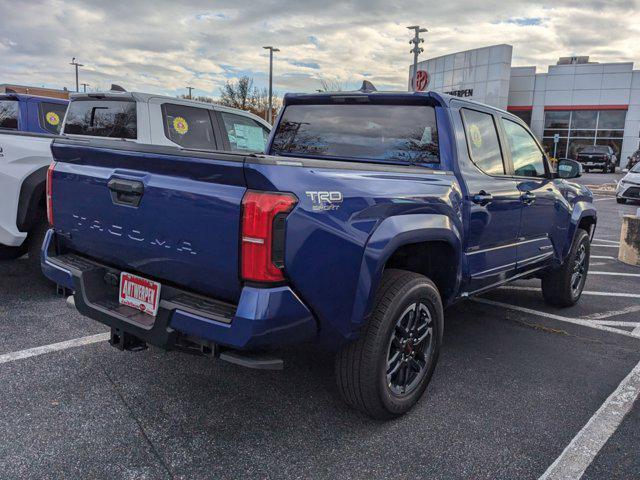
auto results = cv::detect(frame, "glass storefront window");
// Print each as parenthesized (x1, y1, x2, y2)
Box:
(598, 110, 626, 129)
(543, 129, 569, 138)
(542, 137, 568, 159)
(571, 110, 597, 129)
(508, 110, 532, 126)
(596, 139, 623, 159)
(544, 111, 570, 128)
(597, 130, 624, 139)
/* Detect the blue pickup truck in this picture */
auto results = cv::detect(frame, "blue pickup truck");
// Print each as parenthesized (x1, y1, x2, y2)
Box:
(42, 86, 595, 418)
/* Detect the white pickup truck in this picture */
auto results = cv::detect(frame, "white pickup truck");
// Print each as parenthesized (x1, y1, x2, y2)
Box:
(1, 89, 271, 265)
(0, 93, 68, 263)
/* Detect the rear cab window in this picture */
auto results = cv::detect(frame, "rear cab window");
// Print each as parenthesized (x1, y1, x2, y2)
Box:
(220, 112, 269, 152)
(39, 101, 67, 134)
(271, 103, 439, 164)
(162, 103, 217, 150)
(63, 99, 137, 139)
(0, 99, 20, 130)
(460, 108, 505, 175)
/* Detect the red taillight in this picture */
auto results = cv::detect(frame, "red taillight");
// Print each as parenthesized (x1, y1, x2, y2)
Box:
(241, 191, 297, 283)
(46, 161, 56, 225)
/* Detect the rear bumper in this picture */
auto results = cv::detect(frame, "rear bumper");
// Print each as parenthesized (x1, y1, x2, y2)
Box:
(41, 229, 317, 350)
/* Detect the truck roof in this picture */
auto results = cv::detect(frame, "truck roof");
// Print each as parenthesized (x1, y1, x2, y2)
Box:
(282, 89, 511, 115)
(69, 90, 270, 128)
(0, 93, 68, 104)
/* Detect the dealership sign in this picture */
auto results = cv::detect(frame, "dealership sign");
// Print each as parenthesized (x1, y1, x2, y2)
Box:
(444, 89, 474, 98)
(415, 70, 430, 91)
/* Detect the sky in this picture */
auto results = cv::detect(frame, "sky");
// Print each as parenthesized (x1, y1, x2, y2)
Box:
(1, 0, 639, 99)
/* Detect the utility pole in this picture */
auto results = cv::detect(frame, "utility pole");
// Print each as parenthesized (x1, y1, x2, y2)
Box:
(407, 26, 427, 91)
(70, 57, 84, 93)
(186, 86, 194, 99)
(263, 46, 280, 123)
(81, 83, 90, 93)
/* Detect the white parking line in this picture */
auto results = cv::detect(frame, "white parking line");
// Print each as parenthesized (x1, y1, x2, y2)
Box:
(590, 255, 616, 260)
(593, 197, 616, 202)
(498, 285, 640, 299)
(590, 271, 640, 278)
(593, 239, 620, 245)
(0, 333, 109, 365)
(539, 359, 640, 480)
(583, 305, 640, 320)
(473, 298, 640, 339)
(591, 244, 619, 248)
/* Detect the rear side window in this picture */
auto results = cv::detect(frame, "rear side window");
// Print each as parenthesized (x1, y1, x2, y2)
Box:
(162, 103, 217, 150)
(63, 100, 137, 139)
(39, 102, 67, 134)
(271, 104, 439, 164)
(0, 100, 19, 130)
(220, 112, 269, 152)
(461, 108, 505, 175)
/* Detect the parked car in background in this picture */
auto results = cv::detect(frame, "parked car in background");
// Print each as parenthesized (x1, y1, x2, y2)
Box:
(42, 88, 595, 419)
(626, 149, 640, 171)
(576, 145, 617, 173)
(616, 161, 640, 203)
(1, 88, 271, 264)
(0, 93, 68, 263)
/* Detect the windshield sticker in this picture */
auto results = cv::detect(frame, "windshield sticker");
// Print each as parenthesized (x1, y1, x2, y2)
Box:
(234, 124, 265, 151)
(173, 116, 189, 135)
(46, 112, 60, 126)
(469, 124, 482, 148)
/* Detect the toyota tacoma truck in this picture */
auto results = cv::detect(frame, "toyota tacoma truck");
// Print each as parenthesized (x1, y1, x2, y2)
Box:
(0, 93, 68, 263)
(42, 86, 596, 419)
(576, 145, 617, 173)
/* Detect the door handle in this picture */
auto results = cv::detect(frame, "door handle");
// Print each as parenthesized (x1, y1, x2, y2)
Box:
(471, 190, 493, 205)
(107, 178, 144, 207)
(522, 191, 536, 205)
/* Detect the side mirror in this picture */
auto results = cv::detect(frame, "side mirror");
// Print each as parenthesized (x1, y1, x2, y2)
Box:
(557, 158, 582, 179)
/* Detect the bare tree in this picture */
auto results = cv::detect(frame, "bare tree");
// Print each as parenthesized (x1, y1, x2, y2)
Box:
(219, 76, 281, 121)
(318, 78, 344, 92)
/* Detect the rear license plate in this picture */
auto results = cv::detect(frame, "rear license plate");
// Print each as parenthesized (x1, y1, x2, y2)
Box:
(119, 272, 161, 317)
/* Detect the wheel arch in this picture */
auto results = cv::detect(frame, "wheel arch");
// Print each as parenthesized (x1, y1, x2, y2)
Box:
(17, 165, 47, 233)
(351, 213, 463, 334)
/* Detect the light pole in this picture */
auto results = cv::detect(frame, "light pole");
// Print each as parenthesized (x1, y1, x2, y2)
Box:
(81, 83, 90, 93)
(407, 26, 427, 91)
(70, 58, 84, 93)
(186, 86, 194, 99)
(263, 46, 279, 123)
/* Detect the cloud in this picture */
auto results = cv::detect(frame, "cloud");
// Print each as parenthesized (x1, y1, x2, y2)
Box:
(0, 0, 638, 98)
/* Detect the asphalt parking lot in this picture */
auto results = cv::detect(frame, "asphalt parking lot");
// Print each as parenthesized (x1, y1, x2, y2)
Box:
(1, 172, 638, 480)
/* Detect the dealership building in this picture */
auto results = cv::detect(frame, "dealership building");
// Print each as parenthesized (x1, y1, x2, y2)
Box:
(410, 44, 640, 167)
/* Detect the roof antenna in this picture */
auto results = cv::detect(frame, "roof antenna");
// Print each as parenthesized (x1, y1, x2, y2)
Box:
(359, 80, 377, 93)
(110, 84, 127, 92)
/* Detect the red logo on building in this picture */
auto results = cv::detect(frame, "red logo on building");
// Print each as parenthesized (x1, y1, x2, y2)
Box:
(415, 71, 430, 91)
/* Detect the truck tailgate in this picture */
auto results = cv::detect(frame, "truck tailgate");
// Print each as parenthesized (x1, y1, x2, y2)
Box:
(51, 139, 246, 303)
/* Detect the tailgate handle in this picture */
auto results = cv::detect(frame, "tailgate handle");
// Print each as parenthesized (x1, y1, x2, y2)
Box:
(108, 178, 144, 207)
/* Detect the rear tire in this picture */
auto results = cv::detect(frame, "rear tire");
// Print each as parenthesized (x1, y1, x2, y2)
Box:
(541, 229, 590, 307)
(584, 168, 590, 173)
(335, 269, 443, 420)
(0, 244, 27, 261)
(617, 197, 627, 204)
(26, 219, 49, 269)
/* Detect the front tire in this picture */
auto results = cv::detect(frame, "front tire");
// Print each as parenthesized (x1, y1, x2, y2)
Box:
(617, 197, 627, 204)
(0, 244, 27, 261)
(335, 269, 443, 419)
(541, 229, 590, 307)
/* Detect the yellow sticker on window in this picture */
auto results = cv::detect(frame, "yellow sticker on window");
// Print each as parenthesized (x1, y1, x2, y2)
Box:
(173, 117, 189, 135)
(46, 112, 60, 126)
(469, 124, 482, 148)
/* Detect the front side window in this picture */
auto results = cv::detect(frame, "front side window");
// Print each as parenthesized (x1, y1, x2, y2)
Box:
(461, 108, 505, 175)
(502, 118, 547, 178)
(39, 102, 67, 134)
(162, 103, 216, 150)
(220, 112, 269, 152)
(271, 104, 439, 164)
(0, 100, 19, 130)
(63, 100, 137, 139)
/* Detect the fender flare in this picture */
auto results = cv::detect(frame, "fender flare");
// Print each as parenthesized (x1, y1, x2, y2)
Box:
(349, 213, 463, 337)
(564, 202, 597, 259)
(17, 165, 47, 233)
